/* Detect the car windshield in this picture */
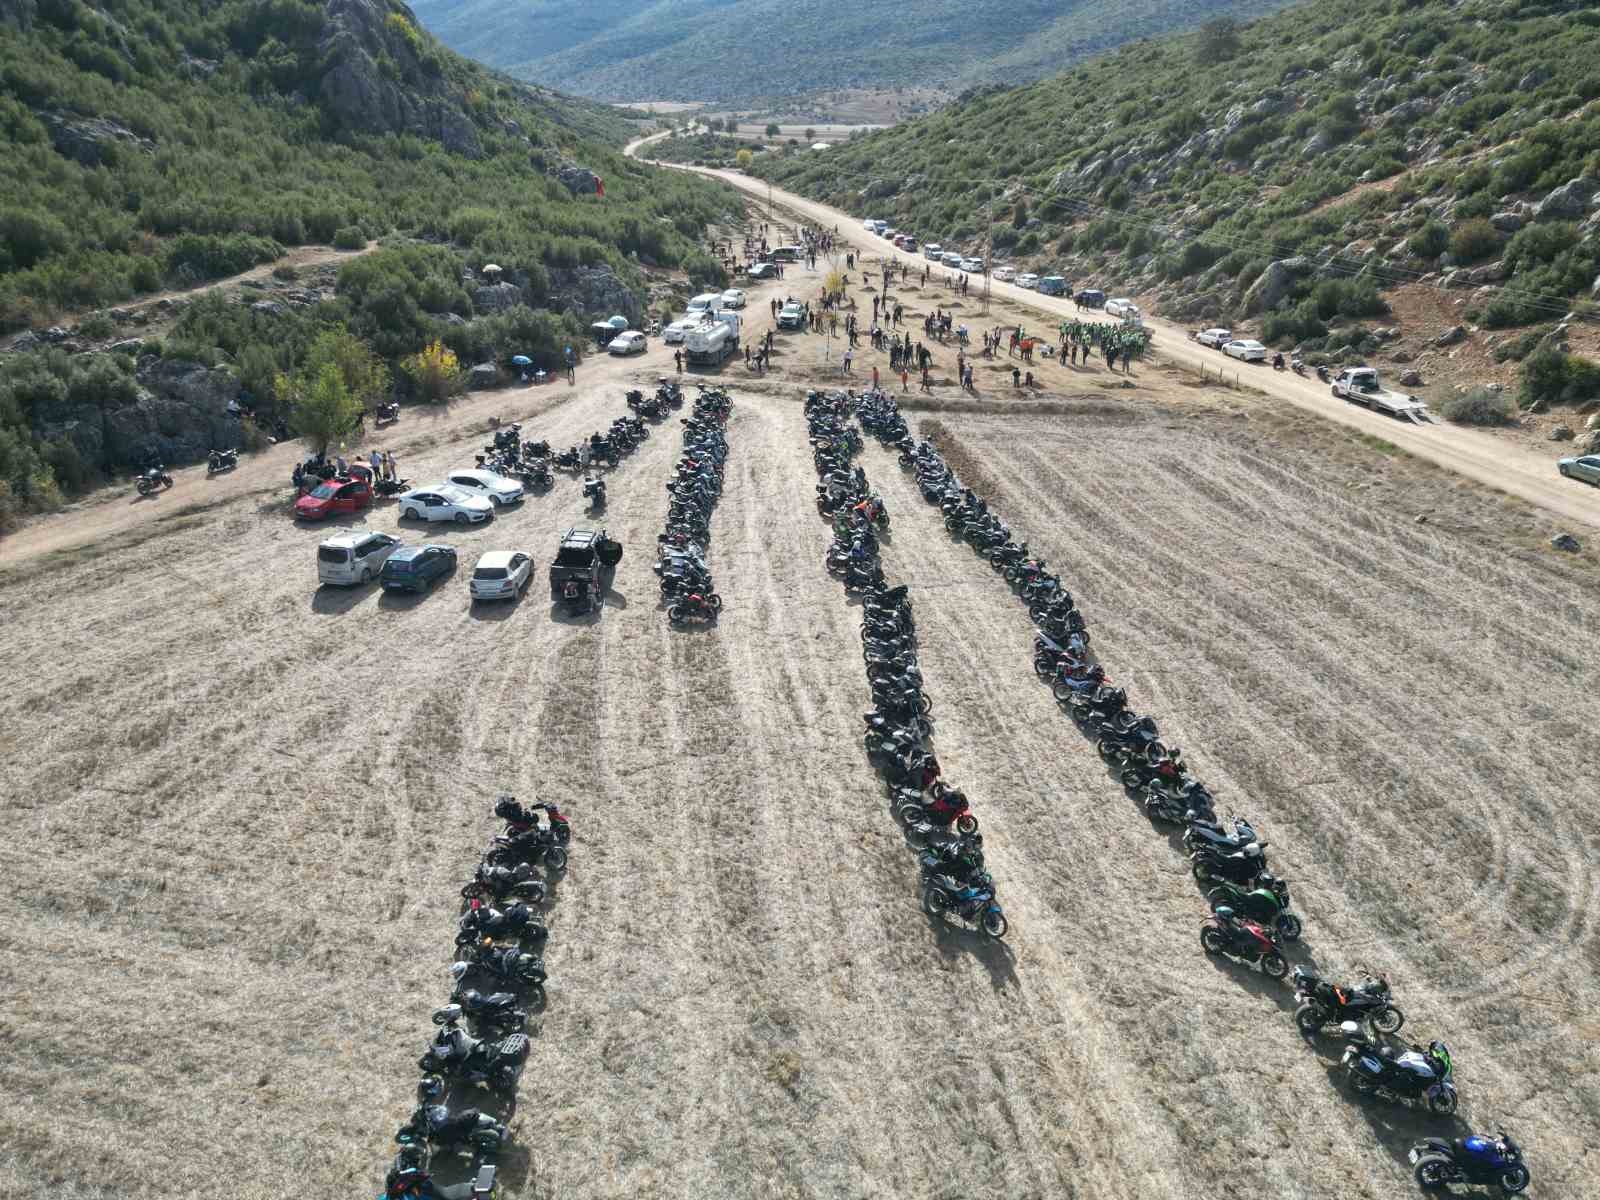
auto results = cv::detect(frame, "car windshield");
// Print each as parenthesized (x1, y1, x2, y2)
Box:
(318, 547, 349, 563)
(309, 484, 336, 499)
(474, 567, 507, 580)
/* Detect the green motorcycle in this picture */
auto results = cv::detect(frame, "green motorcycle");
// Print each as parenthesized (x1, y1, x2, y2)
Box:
(1206, 874, 1302, 941)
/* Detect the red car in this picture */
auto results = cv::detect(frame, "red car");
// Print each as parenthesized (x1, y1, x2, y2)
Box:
(295, 477, 372, 520)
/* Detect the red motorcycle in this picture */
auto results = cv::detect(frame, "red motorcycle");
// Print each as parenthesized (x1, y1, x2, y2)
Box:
(899, 782, 978, 835)
(668, 591, 721, 625)
(1200, 909, 1288, 978)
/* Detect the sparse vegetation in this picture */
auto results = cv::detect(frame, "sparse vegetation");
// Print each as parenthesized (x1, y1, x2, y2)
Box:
(1442, 385, 1517, 426)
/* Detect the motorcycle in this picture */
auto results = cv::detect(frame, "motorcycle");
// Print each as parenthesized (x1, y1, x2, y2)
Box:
(383, 1164, 497, 1200)
(452, 946, 547, 996)
(582, 477, 606, 510)
(397, 1086, 505, 1156)
(1290, 358, 1306, 377)
(1316, 364, 1330, 383)
(1199, 908, 1287, 977)
(668, 591, 722, 626)
(1410, 1130, 1528, 1195)
(438, 989, 529, 1035)
(375, 475, 410, 498)
(1183, 814, 1258, 855)
(1206, 875, 1302, 941)
(456, 900, 546, 949)
(900, 783, 977, 836)
(1339, 1022, 1457, 1114)
(417, 1016, 529, 1093)
(923, 879, 1007, 940)
(460, 861, 546, 906)
(1272, 352, 1286, 371)
(487, 826, 569, 872)
(1190, 840, 1268, 885)
(521, 463, 553, 491)
(135, 465, 173, 495)
(206, 448, 238, 475)
(376, 402, 400, 425)
(1292, 966, 1403, 1035)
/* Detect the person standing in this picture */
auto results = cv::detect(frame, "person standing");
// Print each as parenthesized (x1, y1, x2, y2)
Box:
(387, 451, 398, 482)
(674, 349, 683, 373)
(900, 366, 909, 392)
(872, 364, 879, 390)
(843, 348, 853, 375)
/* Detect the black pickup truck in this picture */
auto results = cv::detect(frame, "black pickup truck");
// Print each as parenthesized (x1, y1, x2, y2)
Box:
(549, 527, 622, 613)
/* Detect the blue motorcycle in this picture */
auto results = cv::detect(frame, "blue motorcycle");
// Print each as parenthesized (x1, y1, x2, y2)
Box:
(923, 881, 1007, 940)
(1410, 1130, 1528, 1194)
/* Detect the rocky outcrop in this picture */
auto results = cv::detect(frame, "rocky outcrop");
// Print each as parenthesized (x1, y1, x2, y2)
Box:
(1533, 178, 1598, 223)
(466, 362, 498, 390)
(39, 111, 154, 167)
(554, 164, 601, 195)
(99, 359, 246, 466)
(1243, 257, 1313, 313)
(1489, 210, 1526, 234)
(546, 266, 640, 321)
(472, 282, 522, 314)
(314, 0, 483, 158)
(1434, 325, 1467, 347)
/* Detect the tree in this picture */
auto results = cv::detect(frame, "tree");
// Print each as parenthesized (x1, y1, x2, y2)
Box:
(1012, 198, 1029, 228)
(765, 122, 780, 137)
(804, 127, 816, 142)
(705, 117, 724, 132)
(401, 338, 463, 404)
(1197, 17, 1241, 62)
(304, 327, 389, 414)
(282, 362, 362, 456)
(736, 148, 754, 170)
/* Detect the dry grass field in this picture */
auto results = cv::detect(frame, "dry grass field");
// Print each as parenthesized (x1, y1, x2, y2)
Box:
(3, 279, 1599, 1197)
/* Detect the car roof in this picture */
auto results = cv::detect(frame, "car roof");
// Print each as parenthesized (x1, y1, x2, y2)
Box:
(450, 468, 501, 482)
(321, 529, 383, 549)
(475, 549, 523, 568)
(389, 543, 432, 561)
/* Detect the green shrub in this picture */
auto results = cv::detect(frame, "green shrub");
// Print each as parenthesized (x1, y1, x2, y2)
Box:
(1408, 221, 1449, 259)
(1449, 219, 1500, 264)
(165, 233, 283, 282)
(78, 313, 116, 340)
(1520, 350, 1600, 409)
(332, 226, 366, 251)
(1442, 386, 1517, 425)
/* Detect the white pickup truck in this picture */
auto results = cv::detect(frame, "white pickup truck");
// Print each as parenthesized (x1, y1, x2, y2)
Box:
(1330, 367, 1433, 422)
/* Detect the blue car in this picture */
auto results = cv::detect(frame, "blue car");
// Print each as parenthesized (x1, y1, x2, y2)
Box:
(380, 543, 457, 593)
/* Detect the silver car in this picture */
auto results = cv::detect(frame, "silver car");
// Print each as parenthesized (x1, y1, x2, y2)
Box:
(1558, 455, 1600, 485)
(469, 550, 534, 601)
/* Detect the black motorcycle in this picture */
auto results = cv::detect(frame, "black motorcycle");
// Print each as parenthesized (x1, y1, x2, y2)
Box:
(206, 448, 238, 475)
(417, 1018, 529, 1093)
(1340, 1023, 1457, 1113)
(438, 989, 529, 1035)
(376, 402, 400, 425)
(1190, 841, 1269, 886)
(396, 1093, 504, 1156)
(1292, 966, 1404, 1035)
(454, 943, 547, 991)
(460, 861, 546, 906)
(1183, 814, 1258, 855)
(1410, 1129, 1529, 1195)
(456, 901, 546, 949)
(135, 465, 173, 495)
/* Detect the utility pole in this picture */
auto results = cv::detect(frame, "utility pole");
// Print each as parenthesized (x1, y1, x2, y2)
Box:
(982, 193, 992, 316)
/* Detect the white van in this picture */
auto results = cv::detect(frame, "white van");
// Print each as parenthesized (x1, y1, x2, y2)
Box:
(924, 243, 942, 260)
(686, 292, 723, 314)
(318, 529, 401, 586)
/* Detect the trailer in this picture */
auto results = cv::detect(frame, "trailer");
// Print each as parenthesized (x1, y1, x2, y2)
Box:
(1331, 366, 1433, 422)
(685, 321, 737, 366)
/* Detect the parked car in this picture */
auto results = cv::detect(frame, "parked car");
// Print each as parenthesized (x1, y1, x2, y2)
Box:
(1074, 288, 1105, 307)
(1224, 339, 1268, 362)
(770, 245, 803, 262)
(747, 262, 778, 280)
(549, 526, 622, 610)
(663, 318, 702, 344)
(992, 266, 1016, 282)
(1105, 298, 1141, 319)
(317, 529, 400, 586)
(901, 236, 918, 252)
(1039, 277, 1069, 296)
(446, 469, 524, 507)
(607, 331, 648, 356)
(941, 252, 963, 268)
(924, 243, 943, 261)
(959, 257, 985, 274)
(1558, 455, 1600, 485)
(777, 302, 806, 330)
(295, 476, 372, 521)
(1016, 273, 1039, 290)
(379, 543, 458, 593)
(397, 484, 494, 524)
(469, 550, 534, 601)
(720, 288, 747, 309)
(1196, 327, 1233, 348)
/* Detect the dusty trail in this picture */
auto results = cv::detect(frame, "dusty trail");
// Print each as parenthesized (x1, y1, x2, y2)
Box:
(632, 145, 1600, 531)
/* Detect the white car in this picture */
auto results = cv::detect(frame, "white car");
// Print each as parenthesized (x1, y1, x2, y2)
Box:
(686, 292, 723, 313)
(1105, 298, 1141, 319)
(606, 331, 647, 355)
(992, 266, 1016, 282)
(446, 469, 523, 507)
(1196, 328, 1233, 348)
(663, 318, 701, 344)
(960, 257, 985, 273)
(469, 550, 534, 601)
(397, 484, 494, 524)
(1016, 273, 1039, 290)
(747, 262, 777, 280)
(317, 529, 400, 586)
(720, 288, 746, 309)
(1223, 339, 1267, 362)
(924, 243, 943, 260)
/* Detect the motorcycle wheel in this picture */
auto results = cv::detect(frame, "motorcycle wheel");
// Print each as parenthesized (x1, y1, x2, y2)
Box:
(1032, 654, 1054, 679)
(981, 910, 1008, 940)
(1347, 1070, 1375, 1094)
(1373, 1005, 1405, 1035)
(1428, 1089, 1458, 1116)
(1199, 928, 1227, 955)
(1498, 1166, 1530, 1195)
(1294, 1003, 1326, 1036)
(1095, 738, 1118, 762)
(956, 814, 978, 835)
(922, 886, 949, 917)
(668, 605, 685, 624)
(544, 845, 568, 871)
(898, 803, 928, 826)
(526, 982, 547, 1011)
(1412, 1158, 1452, 1191)
(1192, 861, 1213, 882)
(1260, 953, 1288, 979)
(1276, 914, 1303, 942)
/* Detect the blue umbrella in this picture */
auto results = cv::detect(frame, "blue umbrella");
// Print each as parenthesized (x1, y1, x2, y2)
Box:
(510, 355, 532, 366)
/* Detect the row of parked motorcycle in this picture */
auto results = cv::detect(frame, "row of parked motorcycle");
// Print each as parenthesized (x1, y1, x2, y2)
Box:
(378, 795, 573, 1200)
(653, 385, 732, 626)
(847, 390, 1530, 1195)
(804, 389, 1007, 940)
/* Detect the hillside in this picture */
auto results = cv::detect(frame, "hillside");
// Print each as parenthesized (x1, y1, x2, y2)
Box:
(409, 0, 1296, 106)
(758, 0, 1600, 408)
(0, 0, 736, 528)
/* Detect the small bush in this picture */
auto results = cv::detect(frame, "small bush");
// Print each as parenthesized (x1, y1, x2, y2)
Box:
(1449, 219, 1500, 264)
(1442, 386, 1516, 425)
(273, 264, 300, 281)
(1408, 221, 1449, 259)
(332, 226, 366, 251)
(78, 313, 116, 340)
(1520, 349, 1600, 409)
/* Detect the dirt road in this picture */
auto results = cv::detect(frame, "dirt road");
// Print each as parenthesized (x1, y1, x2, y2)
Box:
(634, 147, 1600, 531)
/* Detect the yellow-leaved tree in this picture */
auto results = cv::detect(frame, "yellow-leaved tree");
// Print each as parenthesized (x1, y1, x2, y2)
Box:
(736, 148, 754, 171)
(402, 339, 463, 404)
